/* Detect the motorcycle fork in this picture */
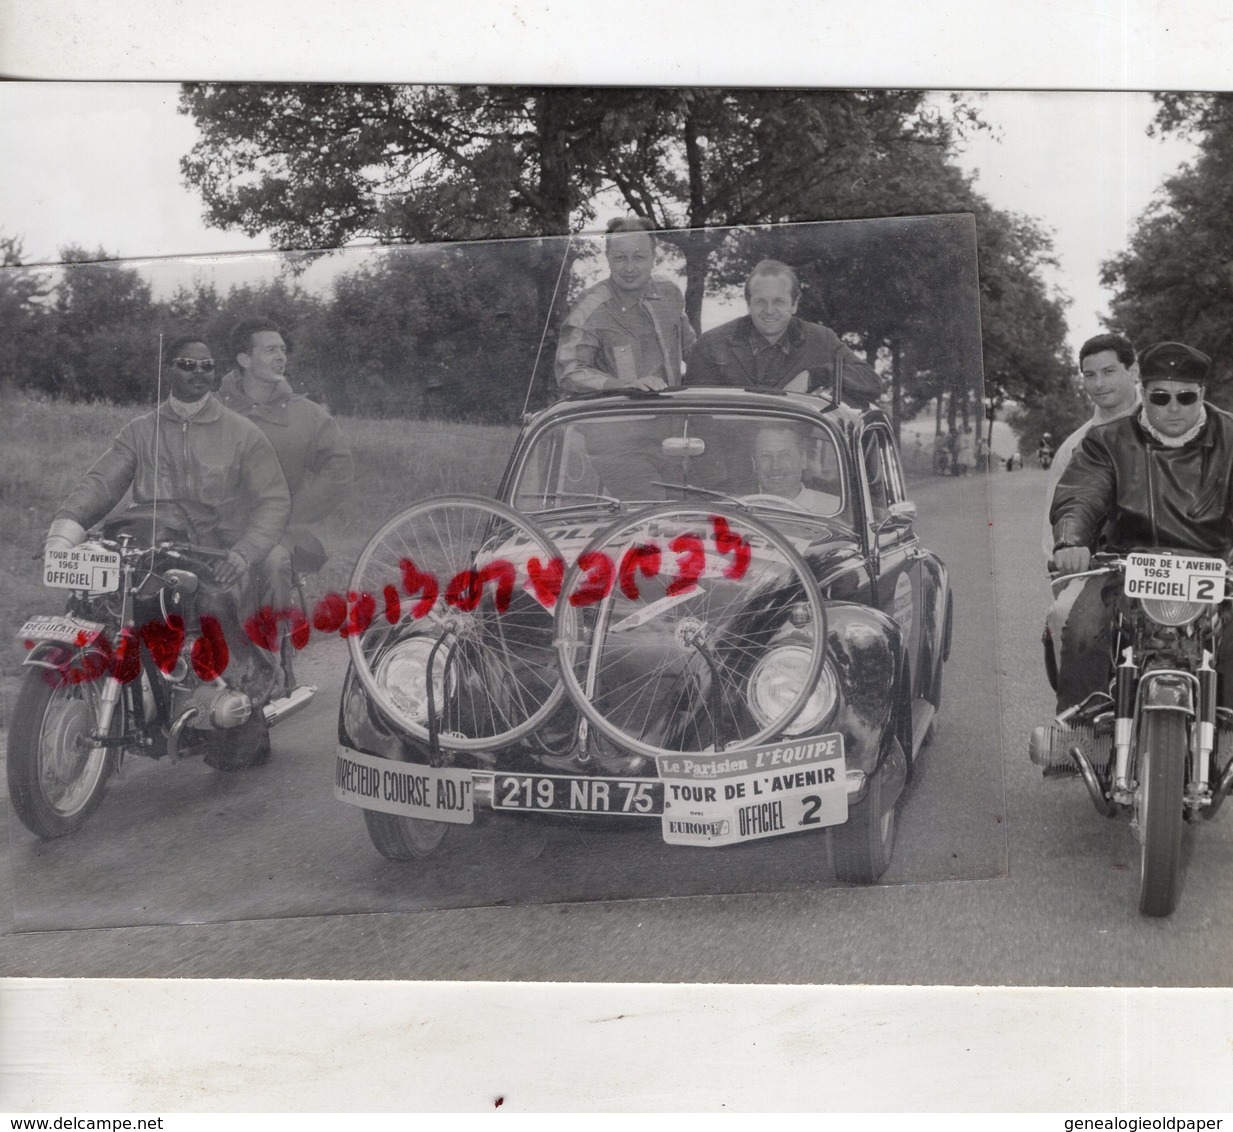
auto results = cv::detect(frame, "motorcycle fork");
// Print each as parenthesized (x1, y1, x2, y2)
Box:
(1112, 645, 1138, 795)
(1189, 649, 1217, 803)
(89, 559, 137, 745)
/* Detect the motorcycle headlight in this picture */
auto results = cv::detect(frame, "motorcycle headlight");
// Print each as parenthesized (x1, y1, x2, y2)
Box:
(374, 636, 453, 723)
(1140, 598, 1206, 628)
(746, 644, 837, 736)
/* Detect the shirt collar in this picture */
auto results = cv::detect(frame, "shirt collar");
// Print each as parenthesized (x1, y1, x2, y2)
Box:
(159, 392, 222, 423)
(741, 316, 802, 355)
(1137, 405, 1209, 448)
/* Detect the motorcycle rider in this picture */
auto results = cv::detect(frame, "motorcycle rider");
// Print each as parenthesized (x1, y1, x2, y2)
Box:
(44, 334, 292, 767)
(1048, 341, 1233, 710)
(1036, 432, 1054, 469)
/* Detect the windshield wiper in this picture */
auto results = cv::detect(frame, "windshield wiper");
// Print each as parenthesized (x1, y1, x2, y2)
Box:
(518, 491, 623, 513)
(652, 481, 749, 508)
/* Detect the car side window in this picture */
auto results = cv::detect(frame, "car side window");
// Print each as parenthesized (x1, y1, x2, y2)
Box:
(861, 425, 909, 537)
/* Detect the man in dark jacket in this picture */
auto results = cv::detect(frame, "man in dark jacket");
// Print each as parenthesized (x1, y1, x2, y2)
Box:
(683, 260, 882, 407)
(219, 318, 354, 610)
(1048, 340, 1233, 708)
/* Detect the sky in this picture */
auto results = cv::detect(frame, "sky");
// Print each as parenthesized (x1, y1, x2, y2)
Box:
(0, 84, 1199, 358)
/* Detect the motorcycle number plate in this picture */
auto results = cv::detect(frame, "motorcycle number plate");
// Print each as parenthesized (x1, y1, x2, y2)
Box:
(1124, 552, 1226, 604)
(18, 614, 106, 646)
(43, 546, 121, 593)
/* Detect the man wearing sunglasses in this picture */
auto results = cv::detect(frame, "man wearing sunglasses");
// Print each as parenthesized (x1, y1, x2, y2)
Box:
(1047, 341, 1232, 709)
(218, 318, 354, 611)
(46, 334, 290, 583)
(44, 335, 292, 768)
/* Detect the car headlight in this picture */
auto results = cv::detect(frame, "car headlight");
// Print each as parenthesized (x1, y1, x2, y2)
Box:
(374, 636, 453, 723)
(1140, 598, 1206, 628)
(746, 644, 837, 736)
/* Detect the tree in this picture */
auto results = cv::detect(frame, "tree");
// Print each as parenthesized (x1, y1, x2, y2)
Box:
(51, 246, 162, 402)
(1102, 93, 1233, 409)
(180, 85, 1076, 425)
(306, 240, 556, 420)
(179, 86, 981, 319)
(0, 235, 54, 395)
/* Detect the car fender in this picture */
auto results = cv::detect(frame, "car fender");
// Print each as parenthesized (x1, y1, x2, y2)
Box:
(824, 601, 905, 780)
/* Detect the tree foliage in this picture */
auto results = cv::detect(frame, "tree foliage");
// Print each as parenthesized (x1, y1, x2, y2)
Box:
(1102, 93, 1233, 408)
(177, 84, 1072, 427)
(0, 236, 54, 395)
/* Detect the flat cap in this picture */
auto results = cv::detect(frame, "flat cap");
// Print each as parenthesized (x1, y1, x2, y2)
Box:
(1139, 341, 1212, 383)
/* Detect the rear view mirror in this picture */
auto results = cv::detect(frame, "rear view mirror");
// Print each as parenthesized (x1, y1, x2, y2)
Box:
(661, 436, 706, 456)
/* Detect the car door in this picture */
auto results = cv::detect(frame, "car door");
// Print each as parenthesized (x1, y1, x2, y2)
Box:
(859, 422, 926, 698)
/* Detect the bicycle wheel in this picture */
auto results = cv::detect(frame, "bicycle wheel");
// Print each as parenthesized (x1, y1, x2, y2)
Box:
(554, 503, 828, 760)
(346, 495, 569, 751)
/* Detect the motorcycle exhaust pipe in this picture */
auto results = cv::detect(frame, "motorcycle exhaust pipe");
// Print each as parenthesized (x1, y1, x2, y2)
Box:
(1068, 744, 1118, 818)
(262, 684, 317, 726)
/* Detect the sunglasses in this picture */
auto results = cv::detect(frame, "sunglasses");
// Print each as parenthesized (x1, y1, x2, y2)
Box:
(171, 358, 216, 374)
(1147, 389, 1201, 407)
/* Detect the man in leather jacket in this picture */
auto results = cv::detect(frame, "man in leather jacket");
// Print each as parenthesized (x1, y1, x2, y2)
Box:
(1048, 340, 1233, 709)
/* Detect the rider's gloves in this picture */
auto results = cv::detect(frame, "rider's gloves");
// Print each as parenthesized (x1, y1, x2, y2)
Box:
(44, 517, 87, 555)
(1052, 544, 1092, 575)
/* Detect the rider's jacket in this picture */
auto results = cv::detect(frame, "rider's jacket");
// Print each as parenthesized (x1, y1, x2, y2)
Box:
(1051, 404, 1233, 558)
(54, 394, 290, 565)
(217, 370, 354, 526)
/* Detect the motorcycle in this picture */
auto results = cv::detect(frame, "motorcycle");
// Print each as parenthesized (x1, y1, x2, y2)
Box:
(1031, 550, 1233, 916)
(8, 513, 317, 839)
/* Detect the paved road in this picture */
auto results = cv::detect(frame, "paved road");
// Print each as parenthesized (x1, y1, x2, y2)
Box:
(2, 468, 1229, 984)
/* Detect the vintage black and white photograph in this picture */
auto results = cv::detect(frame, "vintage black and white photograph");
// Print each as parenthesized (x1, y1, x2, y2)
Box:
(0, 81, 1229, 993)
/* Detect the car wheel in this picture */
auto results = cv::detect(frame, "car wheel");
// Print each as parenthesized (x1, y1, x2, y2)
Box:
(363, 810, 450, 860)
(832, 739, 902, 884)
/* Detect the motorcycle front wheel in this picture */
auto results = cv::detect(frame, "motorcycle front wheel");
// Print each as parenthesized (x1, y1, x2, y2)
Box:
(1135, 711, 1187, 917)
(7, 669, 117, 839)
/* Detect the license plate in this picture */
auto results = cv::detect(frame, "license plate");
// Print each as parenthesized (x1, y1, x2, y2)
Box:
(655, 733, 848, 847)
(43, 546, 121, 592)
(18, 614, 106, 646)
(1124, 552, 1226, 603)
(492, 773, 662, 816)
(334, 747, 475, 824)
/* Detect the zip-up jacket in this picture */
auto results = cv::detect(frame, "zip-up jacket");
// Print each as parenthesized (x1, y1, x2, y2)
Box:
(55, 394, 290, 565)
(217, 370, 354, 526)
(556, 274, 695, 393)
(1050, 404, 1233, 557)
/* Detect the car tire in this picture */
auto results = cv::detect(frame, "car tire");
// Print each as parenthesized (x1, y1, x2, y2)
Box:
(832, 739, 901, 884)
(363, 810, 450, 860)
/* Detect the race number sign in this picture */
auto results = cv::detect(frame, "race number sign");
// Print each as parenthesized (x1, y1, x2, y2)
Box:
(43, 546, 121, 593)
(655, 733, 847, 847)
(334, 747, 475, 824)
(1124, 552, 1227, 604)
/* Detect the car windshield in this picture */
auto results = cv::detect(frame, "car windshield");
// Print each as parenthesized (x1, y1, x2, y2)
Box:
(510, 410, 850, 524)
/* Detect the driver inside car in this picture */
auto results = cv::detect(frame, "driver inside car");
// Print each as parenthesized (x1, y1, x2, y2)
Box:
(747, 423, 840, 513)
